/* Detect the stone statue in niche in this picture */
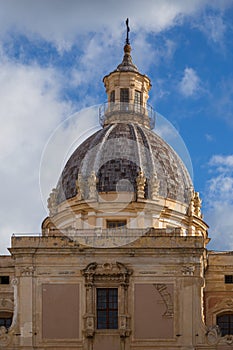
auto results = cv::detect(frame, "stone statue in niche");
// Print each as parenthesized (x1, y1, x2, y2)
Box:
(150, 171, 160, 199)
(88, 171, 97, 200)
(76, 173, 85, 200)
(47, 188, 58, 216)
(136, 170, 146, 199)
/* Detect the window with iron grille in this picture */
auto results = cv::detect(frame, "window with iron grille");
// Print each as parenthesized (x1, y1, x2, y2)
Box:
(97, 288, 118, 329)
(225, 275, 233, 284)
(217, 314, 233, 336)
(120, 88, 129, 103)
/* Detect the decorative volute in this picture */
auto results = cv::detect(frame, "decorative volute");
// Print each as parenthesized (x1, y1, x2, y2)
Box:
(101, 19, 153, 129)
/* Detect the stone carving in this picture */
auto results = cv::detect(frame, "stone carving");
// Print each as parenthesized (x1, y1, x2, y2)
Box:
(0, 298, 13, 311)
(82, 261, 132, 286)
(21, 266, 34, 276)
(150, 172, 160, 200)
(194, 191, 202, 217)
(136, 170, 146, 199)
(187, 190, 202, 218)
(206, 325, 221, 345)
(76, 173, 85, 200)
(182, 265, 195, 276)
(225, 335, 233, 345)
(188, 189, 195, 216)
(83, 314, 95, 338)
(11, 278, 18, 286)
(11, 278, 18, 329)
(154, 284, 174, 317)
(88, 171, 97, 200)
(186, 186, 194, 202)
(119, 314, 131, 338)
(225, 299, 233, 308)
(47, 188, 58, 216)
(0, 326, 11, 347)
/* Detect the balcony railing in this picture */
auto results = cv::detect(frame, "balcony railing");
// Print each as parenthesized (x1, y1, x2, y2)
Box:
(11, 227, 203, 249)
(99, 102, 156, 129)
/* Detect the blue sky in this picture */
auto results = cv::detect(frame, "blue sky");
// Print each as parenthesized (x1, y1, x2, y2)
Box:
(0, 0, 233, 253)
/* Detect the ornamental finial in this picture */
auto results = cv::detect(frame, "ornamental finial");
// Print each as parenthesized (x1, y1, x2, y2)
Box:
(126, 18, 130, 45)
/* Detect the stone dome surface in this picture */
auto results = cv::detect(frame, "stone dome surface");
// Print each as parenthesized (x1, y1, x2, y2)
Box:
(56, 122, 193, 205)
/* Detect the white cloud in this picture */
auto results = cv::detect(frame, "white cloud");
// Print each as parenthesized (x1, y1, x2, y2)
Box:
(205, 202, 233, 251)
(205, 133, 214, 142)
(208, 175, 233, 202)
(179, 67, 201, 97)
(0, 58, 73, 254)
(208, 155, 233, 177)
(204, 154, 233, 250)
(195, 13, 227, 45)
(0, 0, 230, 50)
(209, 154, 233, 168)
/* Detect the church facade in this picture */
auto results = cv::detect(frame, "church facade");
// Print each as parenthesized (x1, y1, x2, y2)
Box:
(1, 31, 233, 350)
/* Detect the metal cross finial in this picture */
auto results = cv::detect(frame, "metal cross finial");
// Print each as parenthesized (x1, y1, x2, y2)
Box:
(126, 18, 130, 45)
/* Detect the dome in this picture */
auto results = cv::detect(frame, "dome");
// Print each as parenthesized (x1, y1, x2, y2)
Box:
(56, 122, 193, 205)
(45, 21, 205, 244)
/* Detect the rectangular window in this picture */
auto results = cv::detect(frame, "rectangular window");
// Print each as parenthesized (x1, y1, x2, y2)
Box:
(97, 288, 118, 329)
(225, 275, 233, 284)
(120, 88, 129, 103)
(134, 90, 142, 113)
(0, 276, 10, 284)
(217, 314, 233, 336)
(107, 220, 126, 229)
(0, 312, 13, 329)
(110, 90, 115, 102)
(134, 90, 142, 105)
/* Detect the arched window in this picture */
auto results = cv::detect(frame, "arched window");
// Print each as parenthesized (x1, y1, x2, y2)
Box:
(0, 311, 13, 329)
(217, 313, 233, 336)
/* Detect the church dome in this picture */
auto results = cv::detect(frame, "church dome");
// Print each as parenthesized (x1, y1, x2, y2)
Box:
(53, 28, 193, 209)
(45, 20, 205, 244)
(56, 122, 192, 205)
